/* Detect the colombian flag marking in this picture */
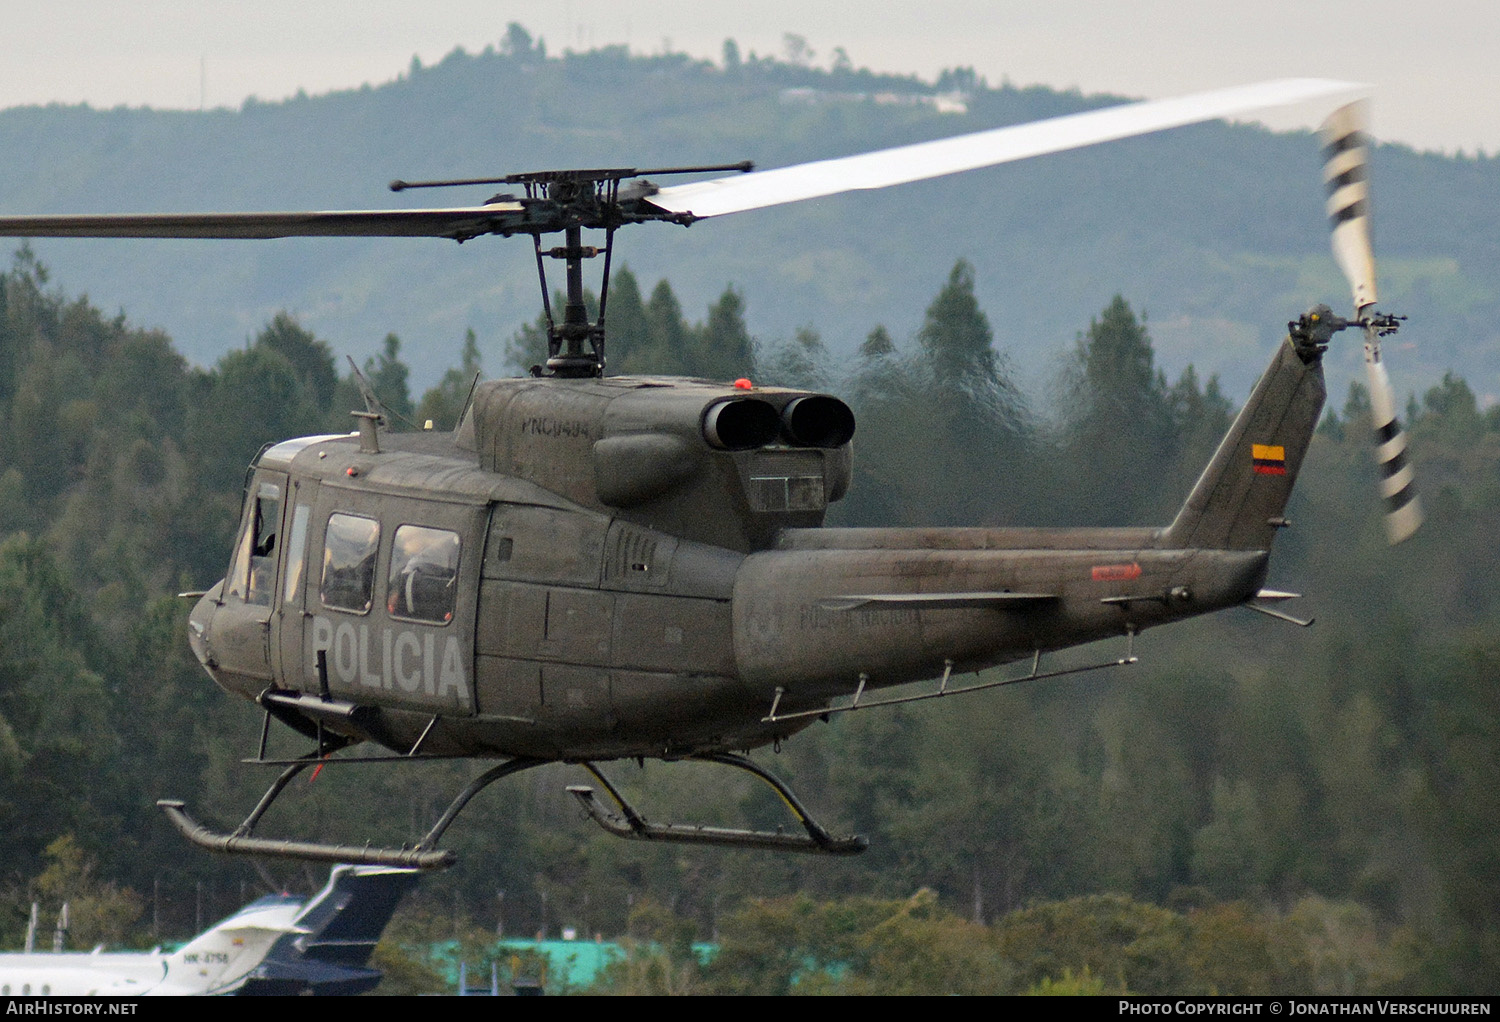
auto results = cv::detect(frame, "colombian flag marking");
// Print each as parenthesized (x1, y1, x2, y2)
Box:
(1252, 443, 1286, 475)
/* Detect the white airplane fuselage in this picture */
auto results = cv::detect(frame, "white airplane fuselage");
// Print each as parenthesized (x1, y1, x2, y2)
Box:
(0, 901, 299, 996)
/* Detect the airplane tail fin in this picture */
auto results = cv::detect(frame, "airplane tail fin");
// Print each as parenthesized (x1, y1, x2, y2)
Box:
(284, 864, 420, 968)
(240, 864, 421, 996)
(1163, 332, 1326, 551)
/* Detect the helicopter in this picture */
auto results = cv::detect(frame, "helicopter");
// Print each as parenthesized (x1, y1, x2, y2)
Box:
(0, 77, 1419, 870)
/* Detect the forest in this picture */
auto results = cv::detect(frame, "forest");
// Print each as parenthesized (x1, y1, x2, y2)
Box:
(2, 25, 1497, 405)
(0, 245, 1497, 994)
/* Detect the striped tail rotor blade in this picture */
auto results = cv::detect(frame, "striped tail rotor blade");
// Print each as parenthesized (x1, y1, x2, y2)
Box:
(1321, 101, 1378, 313)
(1323, 101, 1420, 543)
(1365, 340, 1422, 544)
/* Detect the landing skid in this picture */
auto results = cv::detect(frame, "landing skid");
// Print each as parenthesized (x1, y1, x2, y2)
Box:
(567, 752, 868, 856)
(158, 749, 865, 868)
(157, 756, 549, 871)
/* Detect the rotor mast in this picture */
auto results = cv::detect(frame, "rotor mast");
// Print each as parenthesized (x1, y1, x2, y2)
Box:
(555, 221, 600, 376)
(392, 162, 752, 378)
(521, 171, 619, 378)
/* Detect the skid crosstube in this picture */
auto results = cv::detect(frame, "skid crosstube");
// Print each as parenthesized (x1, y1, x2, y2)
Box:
(568, 752, 868, 856)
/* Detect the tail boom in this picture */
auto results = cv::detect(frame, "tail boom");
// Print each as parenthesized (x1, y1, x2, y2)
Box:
(731, 333, 1324, 704)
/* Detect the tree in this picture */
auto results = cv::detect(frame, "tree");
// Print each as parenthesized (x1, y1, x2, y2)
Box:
(600, 268, 651, 374)
(993, 894, 1191, 994)
(1065, 295, 1165, 426)
(500, 23, 535, 59)
(695, 286, 756, 380)
(1057, 295, 1174, 524)
(782, 34, 815, 67)
(860, 325, 895, 360)
(365, 333, 414, 421)
(758, 327, 829, 390)
(938, 66, 983, 93)
(918, 259, 997, 384)
(0, 534, 119, 882)
(1418, 371, 1483, 444)
(1405, 641, 1500, 991)
(186, 345, 323, 492)
(703, 890, 1012, 995)
(588, 897, 707, 995)
(28, 835, 144, 949)
(1166, 363, 1233, 499)
(416, 329, 483, 431)
(845, 259, 1033, 527)
(645, 279, 689, 372)
(253, 313, 336, 410)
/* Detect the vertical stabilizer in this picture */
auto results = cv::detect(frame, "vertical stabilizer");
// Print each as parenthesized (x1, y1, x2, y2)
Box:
(1164, 334, 1326, 551)
(238, 864, 421, 996)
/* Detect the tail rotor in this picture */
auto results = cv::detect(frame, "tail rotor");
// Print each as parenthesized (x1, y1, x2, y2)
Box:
(1320, 101, 1422, 544)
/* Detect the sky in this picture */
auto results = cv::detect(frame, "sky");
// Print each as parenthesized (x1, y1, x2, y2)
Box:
(2, 1, 1496, 156)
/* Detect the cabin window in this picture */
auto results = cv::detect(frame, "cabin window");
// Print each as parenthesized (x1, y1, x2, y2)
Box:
(226, 482, 281, 605)
(282, 504, 311, 605)
(387, 525, 461, 625)
(320, 513, 380, 614)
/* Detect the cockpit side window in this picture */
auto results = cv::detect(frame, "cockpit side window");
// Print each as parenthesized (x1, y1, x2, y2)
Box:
(282, 504, 312, 606)
(320, 513, 380, 614)
(387, 525, 461, 625)
(225, 514, 254, 601)
(246, 484, 281, 607)
(227, 482, 281, 605)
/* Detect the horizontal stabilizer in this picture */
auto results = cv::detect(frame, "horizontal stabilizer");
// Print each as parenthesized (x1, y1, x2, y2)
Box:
(818, 592, 1058, 611)
(1243, 594, 1314, 627)
(216, 920, 310, 937)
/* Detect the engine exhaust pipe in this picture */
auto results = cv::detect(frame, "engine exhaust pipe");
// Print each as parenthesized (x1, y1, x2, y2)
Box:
(781, 395, 855, 448)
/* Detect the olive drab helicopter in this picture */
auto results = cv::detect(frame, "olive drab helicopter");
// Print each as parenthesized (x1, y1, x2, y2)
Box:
(0, 78, 1419, 870)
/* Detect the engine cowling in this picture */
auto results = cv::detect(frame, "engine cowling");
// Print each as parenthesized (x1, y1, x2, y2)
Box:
(462, 377, 855, 551)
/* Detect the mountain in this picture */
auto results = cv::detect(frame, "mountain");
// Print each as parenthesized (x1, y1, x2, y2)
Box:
(0, 39, 1494, 402)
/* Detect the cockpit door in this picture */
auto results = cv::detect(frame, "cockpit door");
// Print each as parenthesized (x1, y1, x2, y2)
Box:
(211, 470, 288, 684)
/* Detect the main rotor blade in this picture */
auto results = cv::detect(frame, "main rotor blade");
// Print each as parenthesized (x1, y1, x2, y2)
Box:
(0, 79, 1362, 240)
(649, 78, 1367, 219)
(0, 203, 524, 241)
